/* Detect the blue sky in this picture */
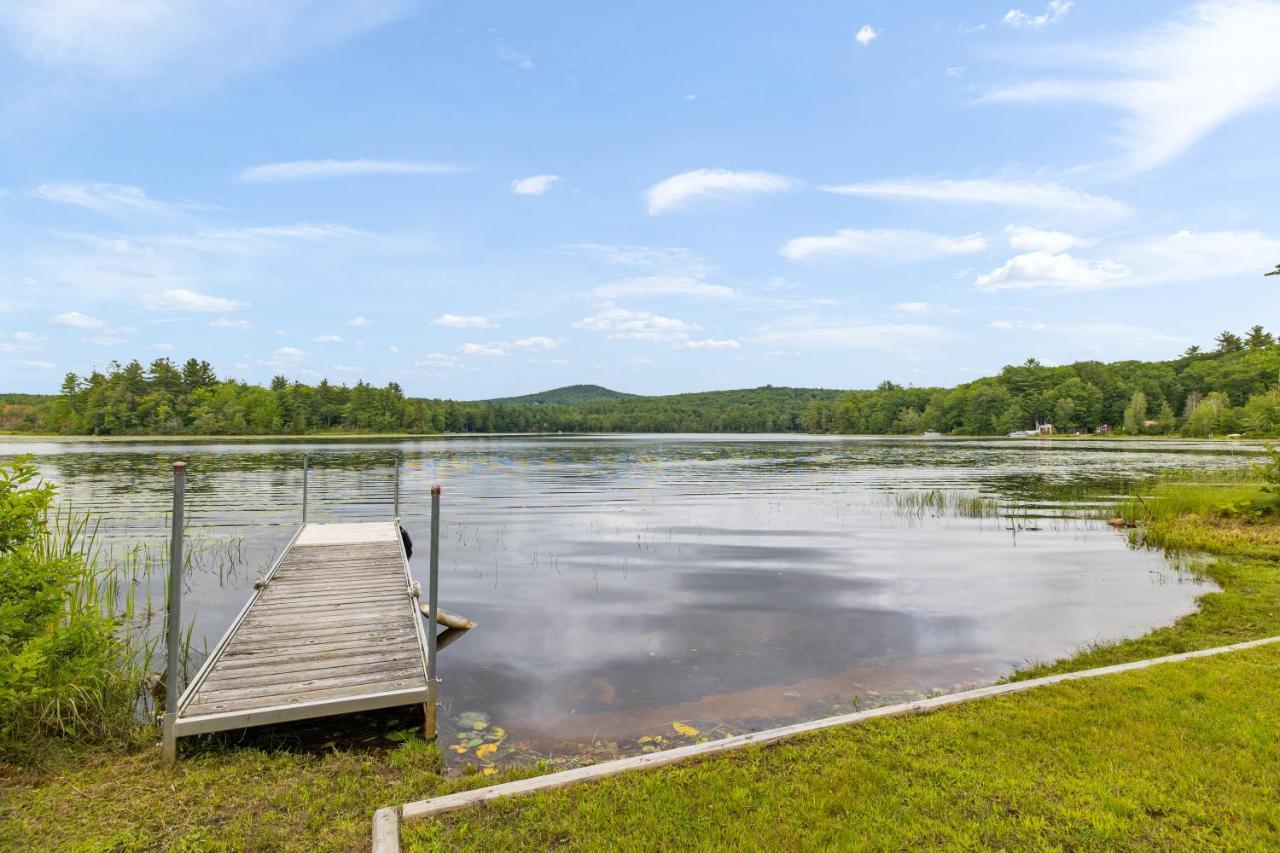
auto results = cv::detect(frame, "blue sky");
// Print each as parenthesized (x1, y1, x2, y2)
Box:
(1, 0, 1279, 398)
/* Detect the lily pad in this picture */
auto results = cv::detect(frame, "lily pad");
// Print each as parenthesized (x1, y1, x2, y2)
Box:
(457, 711, 489, 729)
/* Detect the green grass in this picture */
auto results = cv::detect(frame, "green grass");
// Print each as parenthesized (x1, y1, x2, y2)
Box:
(404, 645, 1280, 850)
(0, 738, 466, 851)
(2, 469, 1278, 849)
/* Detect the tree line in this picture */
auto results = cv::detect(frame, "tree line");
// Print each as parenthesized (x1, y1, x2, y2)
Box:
(0, 326, 1277, 437)
(804, 326, 1280, 436)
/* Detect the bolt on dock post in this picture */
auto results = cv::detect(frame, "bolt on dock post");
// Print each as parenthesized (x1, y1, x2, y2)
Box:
(162, 461, 186, 765)
(302, 452, 309, 523)
(425, 484, 441, 740)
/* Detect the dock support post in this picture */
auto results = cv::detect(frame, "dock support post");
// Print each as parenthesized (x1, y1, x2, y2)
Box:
(424, 484, 441, 741)
(162, 461, 186, 765)
(302, 452, 309, 523)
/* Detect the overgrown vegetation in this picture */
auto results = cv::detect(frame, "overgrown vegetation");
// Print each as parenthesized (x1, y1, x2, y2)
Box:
(0, 458, 141, 762)
(1, 327, 1277, 436)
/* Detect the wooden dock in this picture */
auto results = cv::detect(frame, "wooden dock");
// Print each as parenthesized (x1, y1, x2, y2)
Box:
(170, 520, 433, 742)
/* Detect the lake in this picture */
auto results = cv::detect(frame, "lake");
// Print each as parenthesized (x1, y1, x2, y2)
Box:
(1, 434, 1257, 764)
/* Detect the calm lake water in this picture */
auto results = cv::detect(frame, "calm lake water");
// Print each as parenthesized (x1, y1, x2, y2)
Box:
(1, 434, 1259, 762)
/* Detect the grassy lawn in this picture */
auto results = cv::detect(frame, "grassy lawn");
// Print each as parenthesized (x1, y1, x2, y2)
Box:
(405, 643, 1280, 850)
(0, 736, 544, 851)
(2, 470, 1277, 850)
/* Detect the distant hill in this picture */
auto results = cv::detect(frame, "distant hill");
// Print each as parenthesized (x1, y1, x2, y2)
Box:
(481, 384, 638, 406)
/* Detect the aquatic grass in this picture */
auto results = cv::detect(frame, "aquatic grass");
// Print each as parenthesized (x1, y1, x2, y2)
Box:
(889, 489, 1001, 519)
(0, 461, 143, 761)
(0, 459, 212, 764)
(886, 488, 1082, 521)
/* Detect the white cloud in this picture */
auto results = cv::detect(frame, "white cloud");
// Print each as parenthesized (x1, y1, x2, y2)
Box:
(433, 314, 494, 328)
(756, 322, 950, 351)
(1054, 323, 1181, 343)
(264, 346, 308, 367)
(32, 182, 187, 215)
(978, 228, 1280, 292)
(975, 252, 1133, 291)
(1003, 1, 1073, 28)
(83, 334, 131, 346)
(1125, 228, 1280, 283)
(314, 334, 344, 344)
(894, 301, 932, 313)
(332, 364, 362, 373)
(984, 0, 1280, 172)
(989, 319, 1048, 330)
(592, 275, 735, 299)
(0, 0, 414, 82)
(824, 178, 1130, 216)
(51, 311, 105, 328)
(388, 345, 399, 353)
(457, 342, 506, 357)
(16, 359, 56, 370)
(238, 159, 462, 183)
(497, 41, 534, 70)
(346, 315, 373, 327)
(645, 168, 797, 215)
(211, 318, 251, 330)
(415, 353, 458, 369)
(0, 331, 43, 353)
(511, 174, 560, 195)
(781, 228, 987, 261)
(990, 319, 1178, 344)
(566, 243, 711, 277)
(139, 223, 363, 254)
(855, 24, 878, 46)
(142, 288, 246, 312)
(574, 307, 698, 341)
(683, 338, 740, 350)
(512, 336, 559, 350)
(1004, 224, 1094, 253)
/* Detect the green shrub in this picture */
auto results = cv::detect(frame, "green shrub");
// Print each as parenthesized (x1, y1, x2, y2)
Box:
(0, 457, 139, 761)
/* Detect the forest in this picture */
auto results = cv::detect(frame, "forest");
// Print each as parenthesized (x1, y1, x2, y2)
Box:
(0, 326, 1277, 437)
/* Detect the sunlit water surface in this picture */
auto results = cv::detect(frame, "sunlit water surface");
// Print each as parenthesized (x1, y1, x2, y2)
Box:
(2, 434, 1259, 761)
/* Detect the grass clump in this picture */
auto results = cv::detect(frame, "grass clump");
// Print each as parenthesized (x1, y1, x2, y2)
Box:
(0, 457, 141, 762)
(890, 489, 1002, 519)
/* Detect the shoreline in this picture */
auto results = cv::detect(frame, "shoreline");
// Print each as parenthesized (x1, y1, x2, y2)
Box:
(0, 430, 1268, 444)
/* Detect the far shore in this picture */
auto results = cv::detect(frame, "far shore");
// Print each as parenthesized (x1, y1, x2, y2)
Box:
(0, 431, 1267, 445)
